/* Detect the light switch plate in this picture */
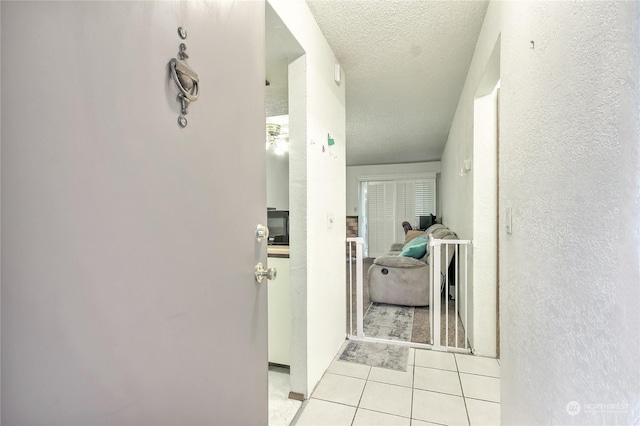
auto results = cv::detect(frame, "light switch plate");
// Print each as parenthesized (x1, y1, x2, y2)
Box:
(327, 212, 334, 229)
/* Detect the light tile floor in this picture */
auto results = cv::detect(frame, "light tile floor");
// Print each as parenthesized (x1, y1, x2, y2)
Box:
(269, 366, 302, 426)
(293, 347, 500, 426)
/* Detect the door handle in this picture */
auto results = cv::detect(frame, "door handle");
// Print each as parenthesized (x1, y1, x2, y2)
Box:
(255, 262, 277, 283)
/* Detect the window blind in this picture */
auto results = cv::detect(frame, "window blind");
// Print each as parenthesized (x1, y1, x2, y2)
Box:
(364, 178, 436, 257)
(415, 179, 436, 216)
(366, 181, 397, 257)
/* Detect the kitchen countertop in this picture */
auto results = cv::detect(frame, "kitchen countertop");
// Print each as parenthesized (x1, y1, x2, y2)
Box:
(267, 245, 290, 258)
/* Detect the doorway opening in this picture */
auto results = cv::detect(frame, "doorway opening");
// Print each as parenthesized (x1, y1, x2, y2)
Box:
(345, 39, 501, 359)
(265, 3, 305, 424)
(470, 35, 500, 358)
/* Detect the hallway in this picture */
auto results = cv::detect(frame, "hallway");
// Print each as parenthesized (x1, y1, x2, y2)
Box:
(293, 344, 500, 425)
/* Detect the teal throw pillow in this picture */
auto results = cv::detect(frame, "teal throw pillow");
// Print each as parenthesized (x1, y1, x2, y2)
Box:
(400, 235, 428, 259)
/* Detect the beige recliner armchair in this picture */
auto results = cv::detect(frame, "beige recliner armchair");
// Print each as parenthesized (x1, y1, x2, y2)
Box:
(368, 224, 458, 307)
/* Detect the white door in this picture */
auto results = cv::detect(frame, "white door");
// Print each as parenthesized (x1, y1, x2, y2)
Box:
(1, 2, 268, 425)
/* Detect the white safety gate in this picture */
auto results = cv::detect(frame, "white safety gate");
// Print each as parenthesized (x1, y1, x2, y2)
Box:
(347, 235, 472, 353)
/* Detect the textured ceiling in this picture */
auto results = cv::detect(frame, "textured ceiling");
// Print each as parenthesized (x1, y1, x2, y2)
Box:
(306, 1, 489, 166)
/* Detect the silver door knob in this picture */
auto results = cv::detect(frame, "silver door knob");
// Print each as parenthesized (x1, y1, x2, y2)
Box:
(255, 262, 277, 283)
(256, 224, 269, 243)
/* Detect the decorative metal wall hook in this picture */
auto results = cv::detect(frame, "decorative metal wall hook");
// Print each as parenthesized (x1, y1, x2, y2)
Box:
(169, 28, 200, 127)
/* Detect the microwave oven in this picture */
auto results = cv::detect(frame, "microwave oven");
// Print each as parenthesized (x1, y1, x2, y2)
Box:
(267, 210, 289, 245)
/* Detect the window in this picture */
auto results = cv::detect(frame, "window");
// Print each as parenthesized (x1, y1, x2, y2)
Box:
(363, 178, 436, 257)
(414, 179, 436, 216)
(365, 181, 396, 258)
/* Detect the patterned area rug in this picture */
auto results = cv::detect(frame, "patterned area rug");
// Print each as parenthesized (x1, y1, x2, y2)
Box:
(338, 303, 414, 371)
(363, 303, 415, 341)
(338, 340, 409, 372)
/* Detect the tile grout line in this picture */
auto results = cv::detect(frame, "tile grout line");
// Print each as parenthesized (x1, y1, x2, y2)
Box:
(365, 378, 414, 390)
(458, 370, 501, 379)
(409, 355, 416, 423)
(457, 362, 501, 404)
(412, 387, 463, 399)
(413, 361, 500, 379)
(310, 396, 359, 409)
(353, 406, 412, 420)
(464, 396, 501, 404)
(350, 365, 372, 425)
(454, 354, 472, 426)
(413, 364, 458, 373)
(326, 370, 371, 381)
(367, 379, 413, 388)
(301, 349, 500, 425)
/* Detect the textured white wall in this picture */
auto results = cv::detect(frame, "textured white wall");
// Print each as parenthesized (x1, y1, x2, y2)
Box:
(287, 55, 308, 396)
(269, 0, 347, 397)
(443, 1, 640, 423)
(346, 162, 441, 215)
(500, 2, 640, 423)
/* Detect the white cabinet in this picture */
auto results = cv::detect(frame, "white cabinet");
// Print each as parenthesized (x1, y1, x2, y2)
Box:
(267, 255, 291, 366)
